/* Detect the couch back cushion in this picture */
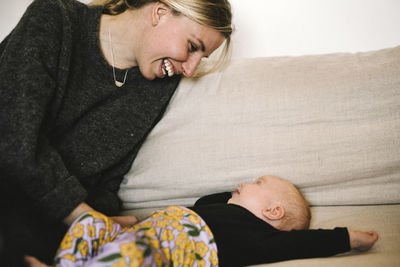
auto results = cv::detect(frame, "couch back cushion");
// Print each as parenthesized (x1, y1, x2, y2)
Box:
(119, 46, 400, 210)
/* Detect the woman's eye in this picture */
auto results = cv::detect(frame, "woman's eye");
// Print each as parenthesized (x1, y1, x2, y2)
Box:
(189, 42, 198, 53)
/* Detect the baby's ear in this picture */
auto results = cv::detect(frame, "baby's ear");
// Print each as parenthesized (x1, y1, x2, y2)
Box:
(262, 204, 285, 221)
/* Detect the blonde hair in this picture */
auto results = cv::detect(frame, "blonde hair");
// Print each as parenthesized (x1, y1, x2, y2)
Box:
(280, 184, 311, 230)
(89, 0, 233, 77)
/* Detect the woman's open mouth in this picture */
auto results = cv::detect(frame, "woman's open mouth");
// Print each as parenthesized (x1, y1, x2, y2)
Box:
(161, 59, 175, 77)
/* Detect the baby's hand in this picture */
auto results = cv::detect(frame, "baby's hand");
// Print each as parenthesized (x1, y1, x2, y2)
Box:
(349, 230, 379, 251)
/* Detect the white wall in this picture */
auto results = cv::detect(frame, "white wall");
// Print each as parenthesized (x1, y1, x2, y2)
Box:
(230, 0, 400, 57)
(1, 0, 400, 58)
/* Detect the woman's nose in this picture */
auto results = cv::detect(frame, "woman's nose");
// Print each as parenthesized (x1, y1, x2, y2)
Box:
(182, 54, 202, 78)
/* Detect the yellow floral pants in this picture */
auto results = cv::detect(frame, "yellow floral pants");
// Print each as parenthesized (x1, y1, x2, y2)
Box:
(54, 206, 218, 267)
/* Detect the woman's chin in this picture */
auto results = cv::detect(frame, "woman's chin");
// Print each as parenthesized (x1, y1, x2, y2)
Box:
(138, 68, 157, 81)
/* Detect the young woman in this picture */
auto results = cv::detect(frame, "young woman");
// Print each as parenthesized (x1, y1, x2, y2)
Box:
(0, 0, 232, 265)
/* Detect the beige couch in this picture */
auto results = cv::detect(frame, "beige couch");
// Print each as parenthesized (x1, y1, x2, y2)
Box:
(119, 46, 400, 266)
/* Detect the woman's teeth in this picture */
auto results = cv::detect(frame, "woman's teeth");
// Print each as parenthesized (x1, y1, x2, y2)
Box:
(163, 59, 174, 77)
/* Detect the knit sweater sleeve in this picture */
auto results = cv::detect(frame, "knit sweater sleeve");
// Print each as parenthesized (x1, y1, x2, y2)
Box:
(0, 0, 87, 223)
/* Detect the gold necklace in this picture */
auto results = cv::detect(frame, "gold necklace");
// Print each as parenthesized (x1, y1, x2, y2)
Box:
(108, 26, 128, 87)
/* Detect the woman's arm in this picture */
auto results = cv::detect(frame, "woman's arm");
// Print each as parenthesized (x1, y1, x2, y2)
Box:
(0, 0, 87, 223)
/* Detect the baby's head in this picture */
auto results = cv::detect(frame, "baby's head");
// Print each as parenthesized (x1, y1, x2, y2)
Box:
(228, 175, 311, 231)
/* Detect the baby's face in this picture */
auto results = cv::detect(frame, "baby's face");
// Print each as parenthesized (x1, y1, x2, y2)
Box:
(228, 175, 290, 217)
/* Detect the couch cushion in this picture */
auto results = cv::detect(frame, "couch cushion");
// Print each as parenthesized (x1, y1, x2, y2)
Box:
(119, 46, 400, 209)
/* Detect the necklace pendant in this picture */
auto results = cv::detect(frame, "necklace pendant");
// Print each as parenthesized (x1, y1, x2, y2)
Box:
(115, 80, 124, 87)
(109, 27, 128, 88)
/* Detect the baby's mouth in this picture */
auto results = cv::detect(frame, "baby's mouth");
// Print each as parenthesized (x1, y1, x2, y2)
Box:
(162, 59, 175, 77)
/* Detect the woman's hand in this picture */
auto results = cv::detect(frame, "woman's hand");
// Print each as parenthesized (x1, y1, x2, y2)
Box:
(349, 230, 379, 251)
(24, 256, 48, 267)
(111, 215, 139, 228)
(63, 202, 138, 228)
(62, 202, 94, 226)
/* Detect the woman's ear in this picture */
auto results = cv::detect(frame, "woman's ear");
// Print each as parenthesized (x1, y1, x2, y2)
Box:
(262, 204, 285, 221)
(151, 2, 170, 26)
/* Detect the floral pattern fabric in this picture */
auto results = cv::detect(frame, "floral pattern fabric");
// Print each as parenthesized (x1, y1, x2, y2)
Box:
(54, 206, 218, 267)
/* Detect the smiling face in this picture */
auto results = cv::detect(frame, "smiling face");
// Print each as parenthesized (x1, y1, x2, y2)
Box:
(136, 3, 225, 80)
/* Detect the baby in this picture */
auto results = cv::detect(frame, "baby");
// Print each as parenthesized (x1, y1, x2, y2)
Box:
(190, 175, 378, 266)
(26, 175, 378, 267)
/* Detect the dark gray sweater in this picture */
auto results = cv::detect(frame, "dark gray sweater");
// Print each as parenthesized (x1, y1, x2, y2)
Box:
(0, 0, 180, 224)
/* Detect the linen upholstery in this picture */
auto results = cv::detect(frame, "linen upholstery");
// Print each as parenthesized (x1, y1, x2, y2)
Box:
(119, 46, 400, 210)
